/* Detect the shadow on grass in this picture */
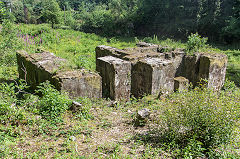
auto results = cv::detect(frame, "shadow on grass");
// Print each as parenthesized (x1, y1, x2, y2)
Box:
(0, 78, 17, 84)
(226, 68, 240, 87)
(133, 134, 162, 148)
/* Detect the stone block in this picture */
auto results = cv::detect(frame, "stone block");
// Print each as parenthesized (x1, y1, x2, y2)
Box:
(178, 54, 201, 86)
(52, 70, 102, 99)
(96, 56, 131, 100)
(17, 51, 102, 99)
(131, 58, 175, 98)
(16, 50, 66, 90)
(198, 53, 228, 91)
(95, 45, 129, 60)
(174, 77, 189, 92)
(136, 42, 158, 48)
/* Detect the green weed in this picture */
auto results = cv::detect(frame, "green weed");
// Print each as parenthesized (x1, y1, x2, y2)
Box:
(36, 81, 71, 123)
(135, 85, 240, 158)
(186, 32, 208, 54)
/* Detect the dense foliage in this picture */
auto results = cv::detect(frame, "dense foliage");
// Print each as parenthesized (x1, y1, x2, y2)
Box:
(154, 86, 239, 156)
(0, 0, 239, 42)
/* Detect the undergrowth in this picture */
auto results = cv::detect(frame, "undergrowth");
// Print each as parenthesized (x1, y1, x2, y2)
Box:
(36, 81, 71, 123)
(135, 83, 240, 158)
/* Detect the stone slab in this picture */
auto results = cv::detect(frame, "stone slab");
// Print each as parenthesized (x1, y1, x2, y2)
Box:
(96, 45, 167, 65)
(96, 56, 131, 100)
(95, 45, 129, 60)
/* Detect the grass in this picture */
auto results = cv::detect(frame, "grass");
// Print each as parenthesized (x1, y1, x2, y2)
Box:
(1, 94, 239, 158)
(0, 23, 239, 158)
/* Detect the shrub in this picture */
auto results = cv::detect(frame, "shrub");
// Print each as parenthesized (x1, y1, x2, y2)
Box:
(36, 81, 71, 122)
(0, 19, 19, 50)
(151, 86, 239, 157)
(186, 33, 208, 54)
(0, 80, 29, 125)
(0, 20, 22, 67)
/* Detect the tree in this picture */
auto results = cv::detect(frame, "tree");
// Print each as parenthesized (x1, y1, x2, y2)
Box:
(41, 0, 61, 28)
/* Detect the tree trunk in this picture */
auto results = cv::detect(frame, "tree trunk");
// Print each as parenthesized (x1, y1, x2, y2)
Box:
(24, 5, 29, 24)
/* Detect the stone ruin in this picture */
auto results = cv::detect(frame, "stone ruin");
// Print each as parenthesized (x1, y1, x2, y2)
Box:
(96, 42, 228, 100)
(16, 42, 228, 100)
(16, 51, 102, 98)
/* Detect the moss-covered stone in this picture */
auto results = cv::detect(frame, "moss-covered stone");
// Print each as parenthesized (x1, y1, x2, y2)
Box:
(95, 43, 228, 99)
(16, 51, 102, 98)
(198, 53, 228, 91)
(96, 56, 131, 100)
(53, 70, 102, 99)
(174, 77, 189, 92)
(132, 58, 175, 98)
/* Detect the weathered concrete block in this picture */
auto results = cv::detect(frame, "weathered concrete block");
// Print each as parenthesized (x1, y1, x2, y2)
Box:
(95, 45, 129, 60)
(174, 77, 189, 92)
(95, 43, 228, 97)
(132, 58, 175, 98)
(17, 51, 102, 99)
(16, 50, 66, 90)
(198, 53, 228, 91)
(96, 56, 131, 100)
(52, 70, 102, 98)
(178, 54, 201, 86)
(96, 45, 165, 65)
(177, 53, 228, 90)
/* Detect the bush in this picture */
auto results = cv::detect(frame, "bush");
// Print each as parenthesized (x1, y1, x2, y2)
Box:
(0, 80, 29, 125)
(77, 1, 136, 36)
(151, 86, 239, 157)
(0, 19, 18, 50)
(0, 20, 22, 67)
(186, 33, 208, 54)
(36, 81, 71, 122)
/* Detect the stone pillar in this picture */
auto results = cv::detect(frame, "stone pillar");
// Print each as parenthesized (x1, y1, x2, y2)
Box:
(198, 53, 228, 91)
(96, 56, 131, 100)
(179, 54, 201, 86)
(131, 58, 175, 98)
(174, 77, 189, 92)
